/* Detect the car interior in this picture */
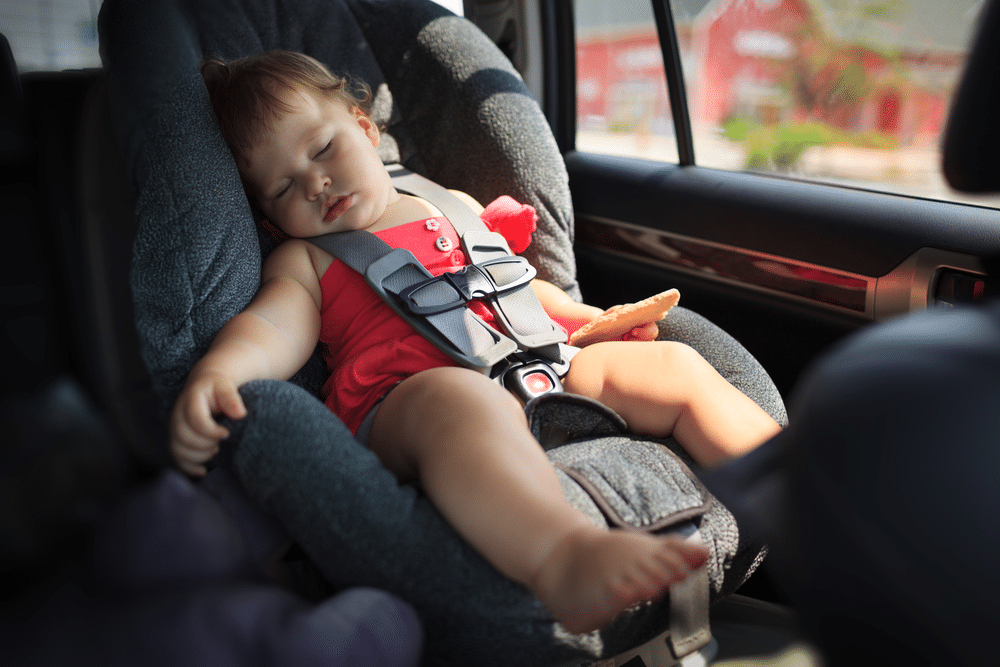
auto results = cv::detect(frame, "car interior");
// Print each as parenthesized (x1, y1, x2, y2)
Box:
(3, 0, 999, 664)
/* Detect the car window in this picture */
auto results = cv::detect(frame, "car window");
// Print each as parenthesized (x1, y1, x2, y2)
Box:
(434, 0, 465, 15)
(2, 0, 102, 72)
(574, 0, 1000, 208)
(575, 0, 680, 163)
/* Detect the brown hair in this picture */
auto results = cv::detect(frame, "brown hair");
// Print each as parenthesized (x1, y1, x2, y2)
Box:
(201, 51, 372, 170)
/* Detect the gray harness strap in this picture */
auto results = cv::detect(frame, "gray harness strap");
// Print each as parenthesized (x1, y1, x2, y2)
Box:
(306, 166, 567, 374)
(308, 229, 517, 371)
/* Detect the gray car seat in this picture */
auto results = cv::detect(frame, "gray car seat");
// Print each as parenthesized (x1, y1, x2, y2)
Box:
(1, 28, 424, 667)
(95, 0, 789, 664)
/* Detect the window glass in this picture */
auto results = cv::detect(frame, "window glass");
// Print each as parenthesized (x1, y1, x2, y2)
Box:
(2, 0, 102, 72)
(575, 0, 1000, 207)
(574, 0, 679, 163)
(432, 0, 465, 15)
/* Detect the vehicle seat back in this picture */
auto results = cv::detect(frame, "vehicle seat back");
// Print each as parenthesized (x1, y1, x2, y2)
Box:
(0, 32, 135, 602)
(15, 65, 168, 467)
(943, 0, 1000, 193)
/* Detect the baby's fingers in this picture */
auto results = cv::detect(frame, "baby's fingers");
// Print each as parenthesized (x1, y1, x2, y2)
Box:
(170, 421, 221, 477)
(213, 382, 248, 422)
(185, 398, 232, 442)
(623, 321, 659, 342)
(173, 444, 214, 477)
(187, 382, 246, 440)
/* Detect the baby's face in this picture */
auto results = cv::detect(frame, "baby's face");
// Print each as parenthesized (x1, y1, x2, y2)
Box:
(242, 86, 396, 238)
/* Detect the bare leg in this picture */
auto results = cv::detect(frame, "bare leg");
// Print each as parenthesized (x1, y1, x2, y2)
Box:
(368, 366, 708, 634)
(564, 340, 781, 466)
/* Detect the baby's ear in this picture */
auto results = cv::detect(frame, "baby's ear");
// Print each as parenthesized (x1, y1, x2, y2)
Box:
(353, 107, 380, 147)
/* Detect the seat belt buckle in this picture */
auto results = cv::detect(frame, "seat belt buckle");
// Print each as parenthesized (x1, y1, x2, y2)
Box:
(395, 257, 536, 316)
(497, 359, 564, 403)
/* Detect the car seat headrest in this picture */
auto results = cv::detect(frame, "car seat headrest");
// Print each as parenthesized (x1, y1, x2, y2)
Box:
(0, 33, 29, 166)
(942, 0, 1000, 192)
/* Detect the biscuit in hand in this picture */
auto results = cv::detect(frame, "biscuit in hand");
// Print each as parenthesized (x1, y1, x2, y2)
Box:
(569, 289, 680, 347)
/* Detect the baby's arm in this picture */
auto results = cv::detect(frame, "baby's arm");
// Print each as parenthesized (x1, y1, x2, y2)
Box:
(531, 280, 660, 343)
(445, 190, 659, 341)
(170, 242, 322, 476)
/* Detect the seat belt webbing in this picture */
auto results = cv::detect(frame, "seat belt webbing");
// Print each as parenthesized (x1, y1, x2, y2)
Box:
(385, 166, 566, 358)
(308, 230, 517, 371)
(307, 166, 566, 371)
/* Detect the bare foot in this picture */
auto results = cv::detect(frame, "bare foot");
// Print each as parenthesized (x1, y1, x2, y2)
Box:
(529, 527, 709, 634)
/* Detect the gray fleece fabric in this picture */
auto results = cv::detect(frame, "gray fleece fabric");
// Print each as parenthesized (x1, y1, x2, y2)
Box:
(98, 0, 785, 664)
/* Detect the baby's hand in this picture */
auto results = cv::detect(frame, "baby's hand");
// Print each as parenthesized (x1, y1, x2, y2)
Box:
(169, 372, 247, 477)
(601, 305, 659, 341)
(568, 289, 680, 347)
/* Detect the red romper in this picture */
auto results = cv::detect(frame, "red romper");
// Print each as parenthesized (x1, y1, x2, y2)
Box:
(317, 196, 540, 434)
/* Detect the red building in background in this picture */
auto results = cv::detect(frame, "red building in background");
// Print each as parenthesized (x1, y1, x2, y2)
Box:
(576, 0, 974, 147)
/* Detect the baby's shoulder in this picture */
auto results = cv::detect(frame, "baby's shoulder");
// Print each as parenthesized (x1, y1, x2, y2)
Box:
(264, 237, 312, 263)
(263, 238, 329, 283)
(447, 189, 485, 215)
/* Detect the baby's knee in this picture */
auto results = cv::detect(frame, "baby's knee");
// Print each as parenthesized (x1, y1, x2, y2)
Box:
(656, 340, 707, 368)
(653, 341, 720, 383)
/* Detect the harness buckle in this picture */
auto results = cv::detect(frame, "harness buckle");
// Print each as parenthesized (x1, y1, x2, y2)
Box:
(497, 359, 564, 403)
(396, 256, 536, 316)
(492, 345, 578, 402)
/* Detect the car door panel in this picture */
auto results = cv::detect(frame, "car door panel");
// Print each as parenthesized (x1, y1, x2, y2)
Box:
(567, 150, 998, 396)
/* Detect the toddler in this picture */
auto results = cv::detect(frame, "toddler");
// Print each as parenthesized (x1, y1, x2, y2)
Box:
(171, 51, 781, 633)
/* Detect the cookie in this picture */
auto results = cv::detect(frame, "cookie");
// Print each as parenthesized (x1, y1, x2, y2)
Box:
(569, 288, 680, 347)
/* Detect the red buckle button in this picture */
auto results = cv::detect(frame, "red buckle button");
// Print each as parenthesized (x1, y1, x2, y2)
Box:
(524, 371, 554, 395)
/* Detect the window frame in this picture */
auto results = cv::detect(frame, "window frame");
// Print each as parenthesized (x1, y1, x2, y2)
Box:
(650, 0, 694, 165)
(554, 0, 997, 327)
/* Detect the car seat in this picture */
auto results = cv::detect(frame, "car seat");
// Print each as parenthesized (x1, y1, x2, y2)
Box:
(1, 29, 424, 667)
(86, 0, 793, 664)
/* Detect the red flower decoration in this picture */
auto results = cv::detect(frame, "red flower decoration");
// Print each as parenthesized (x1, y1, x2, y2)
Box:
(480, 196, 537, 254)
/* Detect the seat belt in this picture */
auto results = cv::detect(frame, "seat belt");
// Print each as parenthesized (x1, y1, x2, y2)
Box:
(306, 166, 572, 400)
(385, 165, 567, 359)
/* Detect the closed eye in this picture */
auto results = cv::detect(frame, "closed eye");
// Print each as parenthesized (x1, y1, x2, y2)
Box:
(315, 139, 333, 158)
(273, 181, 292, 199)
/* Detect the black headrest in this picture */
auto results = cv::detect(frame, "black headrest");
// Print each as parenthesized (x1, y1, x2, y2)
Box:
(942, 0, 1000, 192)
(0, 33, 28, 165)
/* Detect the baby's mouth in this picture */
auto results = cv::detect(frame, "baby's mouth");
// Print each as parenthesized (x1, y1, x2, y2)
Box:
(324, 194, 354, 223)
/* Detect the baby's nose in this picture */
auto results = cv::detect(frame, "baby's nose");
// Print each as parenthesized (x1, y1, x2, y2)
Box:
(308, 172, 330, 198)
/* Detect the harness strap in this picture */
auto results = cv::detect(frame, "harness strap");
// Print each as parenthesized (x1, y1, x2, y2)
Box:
(307, 166, 567, 373)
(385, 164, 485, 236)
(308, 230, 517, 371)
(387, 166, 567, 360)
